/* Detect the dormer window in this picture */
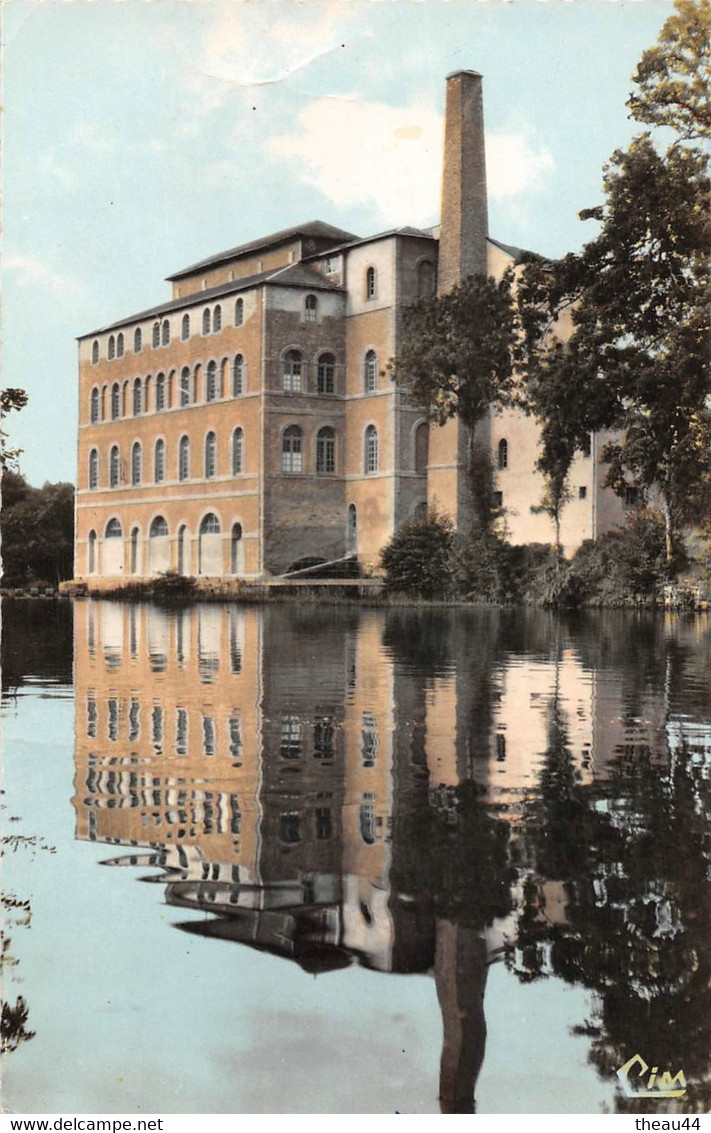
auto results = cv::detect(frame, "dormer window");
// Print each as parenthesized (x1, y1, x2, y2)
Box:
(304, 294, 317, 322)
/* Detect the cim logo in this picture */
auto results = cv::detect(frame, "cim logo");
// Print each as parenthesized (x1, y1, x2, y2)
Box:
(617, 1054, 687, 1099)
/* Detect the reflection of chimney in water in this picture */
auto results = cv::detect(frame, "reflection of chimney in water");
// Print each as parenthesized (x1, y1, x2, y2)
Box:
(438, 70, 489, 296)
(435, 918, 489, 1114)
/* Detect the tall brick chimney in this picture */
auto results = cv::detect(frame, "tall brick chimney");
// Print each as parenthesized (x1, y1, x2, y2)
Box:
(438, 70, 488, 295)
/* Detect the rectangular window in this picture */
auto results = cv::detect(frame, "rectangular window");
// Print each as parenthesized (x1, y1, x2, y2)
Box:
(578, 485, 587, 499)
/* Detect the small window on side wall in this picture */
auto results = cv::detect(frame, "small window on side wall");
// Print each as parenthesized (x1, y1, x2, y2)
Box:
(364, 425, 379, 474)
(202, 308, 211, 336)
(161, 319, 170, 346)
(152, 322, 160, 349)
(364, 350, 377, 393)
(108, 335, 116, 360)
(90, 388, 100, 424)
(235, 298, 244, 327)
(116, 333, 124, 358)
(365, 266, 377, 300)
(497, 438, 508, 470)
(134, 328, 142, 354)
(181, 313, 190, 342)
(89, 449, 99, 490)
(213, 305, 222, 333)
(92, 341, 99, 365)
(304, 294, 317, 322)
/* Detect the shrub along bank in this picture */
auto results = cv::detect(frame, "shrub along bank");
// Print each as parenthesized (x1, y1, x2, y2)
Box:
(380, 511, 708, 608)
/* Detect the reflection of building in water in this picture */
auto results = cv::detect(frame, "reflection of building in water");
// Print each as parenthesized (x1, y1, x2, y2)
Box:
(73, 602, 698, 1112)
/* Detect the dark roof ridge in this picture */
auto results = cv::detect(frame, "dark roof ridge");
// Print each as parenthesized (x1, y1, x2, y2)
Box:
(166, 220, 359, 281)
(79, 264, 343, 339)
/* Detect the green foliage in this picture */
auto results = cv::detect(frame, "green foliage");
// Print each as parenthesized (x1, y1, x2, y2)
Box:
(0, 388, 28, 471)
(627, 0, 711, 141)
(569, 511, 672, 603)
(1, 471, 75, 586)
(99, 569, 199, 605)
(380, 513, 454, 598)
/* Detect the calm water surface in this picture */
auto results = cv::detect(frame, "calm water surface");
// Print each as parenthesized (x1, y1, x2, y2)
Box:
(1, 599, 709, 1114)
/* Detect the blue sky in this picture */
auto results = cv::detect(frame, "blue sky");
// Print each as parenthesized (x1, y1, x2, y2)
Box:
(3, 0, 671, 487)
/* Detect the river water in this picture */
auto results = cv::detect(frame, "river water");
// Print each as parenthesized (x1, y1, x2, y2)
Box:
(1, 598, 709, 1114)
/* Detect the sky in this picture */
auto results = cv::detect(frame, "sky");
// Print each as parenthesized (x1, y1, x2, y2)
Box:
(2, 0, 673, 487)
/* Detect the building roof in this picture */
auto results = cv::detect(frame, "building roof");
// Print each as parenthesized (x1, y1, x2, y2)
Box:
(166, 220, 359, 281)
(303, 225, 437, 262)
(487, 236, 527, 262)
(80, 263, 343, 339)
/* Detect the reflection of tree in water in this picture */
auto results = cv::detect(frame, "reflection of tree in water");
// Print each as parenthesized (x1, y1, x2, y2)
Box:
(511, 679, 711, 1113)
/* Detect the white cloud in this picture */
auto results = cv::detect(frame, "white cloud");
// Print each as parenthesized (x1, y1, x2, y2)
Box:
(66, 123, 118, 154)
(164, 1, 359, 116)
(5, 255, 83, 298)
(266, 97, 555, 228)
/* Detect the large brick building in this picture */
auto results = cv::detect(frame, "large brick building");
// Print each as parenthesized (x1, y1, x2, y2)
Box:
(74, 71, 627, 584)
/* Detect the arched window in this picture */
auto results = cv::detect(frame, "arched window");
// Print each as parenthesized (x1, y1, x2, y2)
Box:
(365, 266, 376, 300)
(232, 354, 244, 396)
(167, 370, 175, 408)
(154, 438, 166, 483)
(87, 530, 97, 573)
(220, 358, 228, 398)
(347, 503, 357, 554)
(193, 364, 201, 403)
(130, 527, 139, 574)
(177, 525, 187, 574)
(317, 353, 335, 395)
(155, 373, 166, 412)
(316, 427, 335, 474)
(230, 523, 243, 574)
(414, 501, 428, 522)
(152, 322, 160, 349)
(134, 327, 142, 354)
(202, 308, 211, 336)
(282, 425, 303, 473)
(105, 517, 123, 539)
(101, 386, 107, 420)
(206, 361, 217, 402)
(199, 513, 221, 575)
(213, 305, 222, 333)
(200, 513, 220, 534)
(178, 435, 190, 481)
(144, 374, 152, 413)
(108, 335, 116, 360)
(131, 441, 142, 486)
(150, 516, 169, 538)
(283, 349, 302, 392)
(180, 367, 191, 407)
(132, 378, 142, 416)
(364, 425, 379, 474)
(109, 446, 121, 487)
(91, 341, 99, 365)
(121, 380, 129, 417)
(116, 332, 124, 358)
(304, 294, 317, 322)
(497, 438, 508, 470)
(234, 298, 244, 326)
(204, 431, 217, 479)
(181, 313, 190, 342)
(415, 422, 429, 474)
(111, 383, 120, 420)
(90, 388, 100, 423)
(364, 349, 377, 393)
(417, 260, 435, 298)
(232, 427, 244, 474)
(161, 319, 170, 346)
(89, 449, 99, 489)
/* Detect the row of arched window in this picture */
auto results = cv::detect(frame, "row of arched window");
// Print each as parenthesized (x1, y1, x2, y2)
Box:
(91, 298, 250, 364)
(88, 423, 381, 488)
(89, 348, 381, 423)
(86, 514, 244, 576)
(89, 429, 246, 489)
(89, 355, 247, 423)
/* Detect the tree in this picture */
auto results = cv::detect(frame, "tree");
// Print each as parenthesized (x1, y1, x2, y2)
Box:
(518, 1, 711, 563)
(1, 472, 75, 586)
(380, 512, 454, 598)
(627, 0, 711, 141)
(1, 388, 28, 471)
(389, 272, 519, 527)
